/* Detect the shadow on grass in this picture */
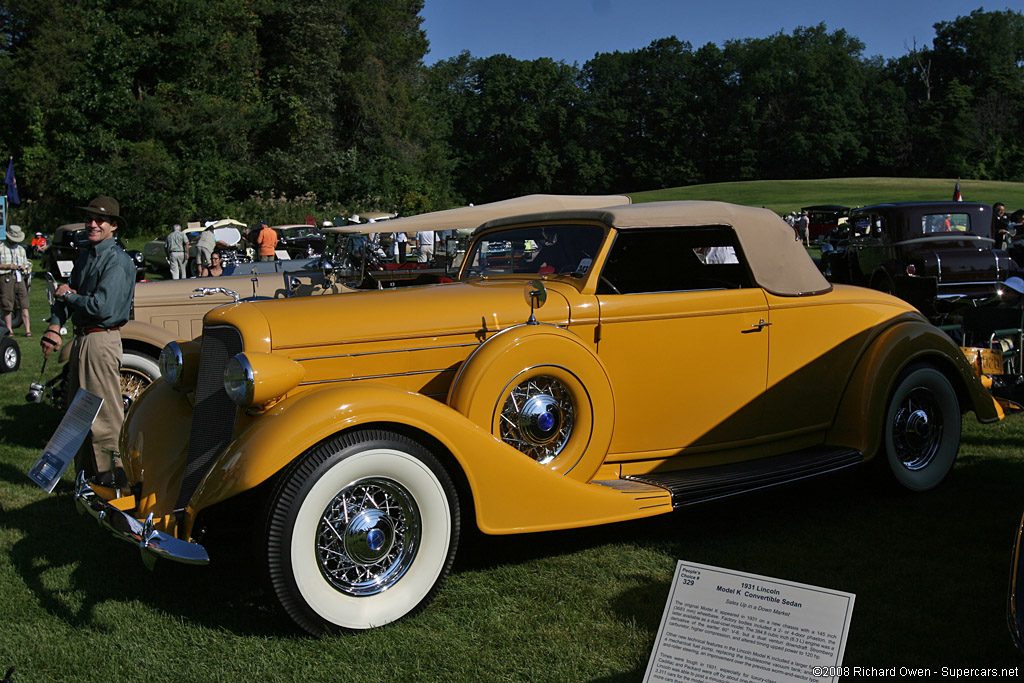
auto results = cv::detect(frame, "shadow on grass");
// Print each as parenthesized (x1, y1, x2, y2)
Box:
(1, 461, 287, 637)
(459, 457, 1024, 669)
(4, 449, 1024, 664)
(0, 400, 62, 450)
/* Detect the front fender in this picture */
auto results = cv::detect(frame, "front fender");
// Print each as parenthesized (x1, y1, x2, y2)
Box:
(828, 318, 1002, 459)
(190, 384, 669, 534)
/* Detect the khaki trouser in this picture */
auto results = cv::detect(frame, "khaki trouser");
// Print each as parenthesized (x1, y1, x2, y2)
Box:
(168, 251, 186, 279)
(67, 329, 124, 477)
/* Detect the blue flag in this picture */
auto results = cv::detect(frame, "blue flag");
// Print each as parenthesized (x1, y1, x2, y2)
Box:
(5, 158, 19, 205)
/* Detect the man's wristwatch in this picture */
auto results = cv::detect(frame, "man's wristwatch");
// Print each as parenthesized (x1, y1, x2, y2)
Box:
(61, 290, 72, 301)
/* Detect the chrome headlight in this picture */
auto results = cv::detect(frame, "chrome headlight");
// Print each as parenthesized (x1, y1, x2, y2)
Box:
(159, 342, 184, 388)
(224, 354, 255, 406)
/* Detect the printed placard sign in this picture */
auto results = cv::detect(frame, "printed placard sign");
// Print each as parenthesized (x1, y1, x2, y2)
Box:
(644, 561, 855, 683)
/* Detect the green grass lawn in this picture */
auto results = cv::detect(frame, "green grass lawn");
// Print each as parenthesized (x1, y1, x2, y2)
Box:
(3, 180, 1024, 680)
(633, 176, 1024, 216)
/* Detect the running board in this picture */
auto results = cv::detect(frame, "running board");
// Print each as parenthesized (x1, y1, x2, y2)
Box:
(623, 447, 863, 508)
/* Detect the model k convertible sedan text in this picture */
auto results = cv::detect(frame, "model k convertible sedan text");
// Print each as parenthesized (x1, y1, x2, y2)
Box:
(73, 201, 1001, 634)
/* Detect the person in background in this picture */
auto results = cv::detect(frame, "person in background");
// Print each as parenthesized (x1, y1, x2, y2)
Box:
(0, 225, 31, 337)
(417, 230, 435, 264)
(200, 250, 224, 277)
(164, 223, 188, 279)
(257, 220, 278, 262)
(795, 211, 810, 246)
(994, 203, 1013, 251)
(196, 226, 217, 274)
(41, 196, 135, 487)
(393, 230, 408, 264)
(29, 231, 48, 258)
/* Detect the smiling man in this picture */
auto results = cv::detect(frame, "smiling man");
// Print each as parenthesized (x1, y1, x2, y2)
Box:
(41, 195, 136, 487)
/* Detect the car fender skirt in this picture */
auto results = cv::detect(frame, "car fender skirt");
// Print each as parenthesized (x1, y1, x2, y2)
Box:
(189, 384, 665, 535)
(828, 319, 1002, 458)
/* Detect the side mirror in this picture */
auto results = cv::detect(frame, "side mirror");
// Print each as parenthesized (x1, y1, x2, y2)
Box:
(525, 279, 547, 324)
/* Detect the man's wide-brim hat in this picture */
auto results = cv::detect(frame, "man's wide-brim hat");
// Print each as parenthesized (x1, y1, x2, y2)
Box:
(6, 225, 25, 242)
(78, 195, 124, 226)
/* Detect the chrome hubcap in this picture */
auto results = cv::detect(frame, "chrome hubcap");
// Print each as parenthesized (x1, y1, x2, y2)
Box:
(500, 375, 574, 464)
(316, 477, 420, 596)
(3, 345, 17, 368)
(892, 388, 943, 471)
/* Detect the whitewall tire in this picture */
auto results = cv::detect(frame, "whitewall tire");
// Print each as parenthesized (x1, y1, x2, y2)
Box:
(883, 365, 961, 492)
(265, 429, 459, 634)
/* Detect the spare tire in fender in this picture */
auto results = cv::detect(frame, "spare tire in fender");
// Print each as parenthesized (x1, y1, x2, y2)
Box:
(448, 324, 613, 482)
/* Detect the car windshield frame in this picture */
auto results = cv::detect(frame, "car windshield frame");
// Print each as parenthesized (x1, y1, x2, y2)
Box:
(461, 223, 606, 280)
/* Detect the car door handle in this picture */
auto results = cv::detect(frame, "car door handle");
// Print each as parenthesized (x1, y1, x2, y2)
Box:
(743, 318, 771, 333)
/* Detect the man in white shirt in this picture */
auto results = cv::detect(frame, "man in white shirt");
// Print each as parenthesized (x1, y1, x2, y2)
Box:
(417, 230, 435, 264)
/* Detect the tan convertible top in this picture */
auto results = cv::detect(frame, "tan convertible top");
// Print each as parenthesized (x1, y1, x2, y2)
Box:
(481, 200, 832, 297)
(336, 194, 632, 236)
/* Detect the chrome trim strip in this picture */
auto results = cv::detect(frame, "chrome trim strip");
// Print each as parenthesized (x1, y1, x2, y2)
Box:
(299, 367, 458, 386)
(296, 341, 480, 363)
(74, 472, 210, 566)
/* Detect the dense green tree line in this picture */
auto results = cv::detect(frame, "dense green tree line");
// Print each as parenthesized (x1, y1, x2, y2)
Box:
(0, 4, 1021, 233)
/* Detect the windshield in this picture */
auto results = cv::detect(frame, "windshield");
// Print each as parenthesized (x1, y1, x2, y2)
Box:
(462, 224, 605, 278)
(323, 232, 368, 280)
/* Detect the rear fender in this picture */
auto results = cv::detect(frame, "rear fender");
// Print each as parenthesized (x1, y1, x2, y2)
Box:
(189, 383, 667, 535)
(828, 318, 1001, 459)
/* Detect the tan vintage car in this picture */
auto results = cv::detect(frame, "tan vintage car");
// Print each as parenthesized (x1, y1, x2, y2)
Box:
(75, 200, 1001, 635)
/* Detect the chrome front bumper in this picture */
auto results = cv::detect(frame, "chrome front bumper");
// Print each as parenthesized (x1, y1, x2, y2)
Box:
(74, 471, 210, 568)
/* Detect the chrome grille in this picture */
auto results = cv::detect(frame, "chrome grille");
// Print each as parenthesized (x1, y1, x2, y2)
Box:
(174, 325, 243, 513)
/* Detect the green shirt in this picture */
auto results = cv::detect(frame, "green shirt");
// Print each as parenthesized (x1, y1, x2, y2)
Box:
(49, 236, 135, 329)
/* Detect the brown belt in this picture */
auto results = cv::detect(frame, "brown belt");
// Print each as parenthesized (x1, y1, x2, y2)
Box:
(74, 326, 121, 336)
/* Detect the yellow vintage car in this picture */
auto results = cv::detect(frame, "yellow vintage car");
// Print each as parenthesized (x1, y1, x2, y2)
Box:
(76, 200, 1002, 635)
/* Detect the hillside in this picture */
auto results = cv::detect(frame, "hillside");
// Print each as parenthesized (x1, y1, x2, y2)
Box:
(631, 177, 1024, 215)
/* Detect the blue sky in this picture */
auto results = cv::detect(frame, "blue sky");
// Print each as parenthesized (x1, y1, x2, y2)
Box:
(421, 1, 1017, 65)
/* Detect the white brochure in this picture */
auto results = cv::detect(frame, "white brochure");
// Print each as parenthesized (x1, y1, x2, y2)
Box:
(27, 388, 103, 492)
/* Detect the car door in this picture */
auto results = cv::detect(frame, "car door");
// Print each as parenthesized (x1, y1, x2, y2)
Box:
(594, 226, 770, 454)
(848, 211, 888, 287)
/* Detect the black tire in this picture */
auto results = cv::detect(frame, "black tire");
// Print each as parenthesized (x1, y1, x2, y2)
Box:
(121, 351, 159, 413)
(265, 429, 460, 635)
(883, 364, 961, 492)
(0, 337, 20, 373)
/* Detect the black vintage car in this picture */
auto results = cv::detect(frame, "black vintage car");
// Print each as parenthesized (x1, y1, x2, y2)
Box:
(821, 201, 1017, 317)
(275, 223, 326, 260)
(46, 223, 146, 282)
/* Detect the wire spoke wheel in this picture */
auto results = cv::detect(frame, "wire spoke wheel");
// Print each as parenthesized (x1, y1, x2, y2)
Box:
(265, 429, 459, 634)
(316, 477, 420, 596)
(499, 375, 574, 464)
